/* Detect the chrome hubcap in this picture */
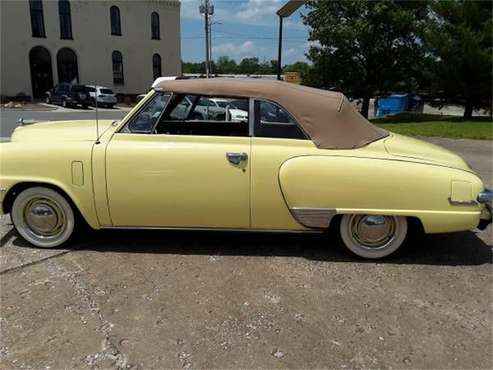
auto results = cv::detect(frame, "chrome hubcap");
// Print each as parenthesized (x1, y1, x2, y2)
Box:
(350, 215, 397, 249)
(23, 197, 66, 238)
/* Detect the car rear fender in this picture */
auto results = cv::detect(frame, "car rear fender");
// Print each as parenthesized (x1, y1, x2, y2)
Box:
(278, 155, 484, 233)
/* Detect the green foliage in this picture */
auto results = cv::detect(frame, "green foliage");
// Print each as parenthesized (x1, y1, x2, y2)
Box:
(423, 0, 492, 118)
(372, 112, 493, 123)
(372, 113, 493, 139)
(182, 57, 302, 76)
(302, 0, 429, 118)
(374, 121, 493, 140)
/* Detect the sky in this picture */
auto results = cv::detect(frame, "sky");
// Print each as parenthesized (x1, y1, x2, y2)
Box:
(180, 0, 311, 65)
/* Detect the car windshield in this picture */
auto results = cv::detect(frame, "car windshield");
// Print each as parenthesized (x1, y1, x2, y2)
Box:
(100, 88, 113, 94)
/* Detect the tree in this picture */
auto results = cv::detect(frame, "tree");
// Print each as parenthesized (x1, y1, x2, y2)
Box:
(424, 1, 492, 118)
(303, 0, 428, 118)
(238, 57, 260, 75)
(216, 56, 238, 74)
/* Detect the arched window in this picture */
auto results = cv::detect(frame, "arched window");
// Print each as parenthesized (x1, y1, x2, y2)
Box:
(29, 0, 46, 37)
(110, 6, 121, 35)
(112, 51, 124, 84)
(151, 12, 160, 39)
(58, 0, 72, 39)
(29, 46, 53, 98)
(57, 47, 78, 83)
(153, 54, 162, 80)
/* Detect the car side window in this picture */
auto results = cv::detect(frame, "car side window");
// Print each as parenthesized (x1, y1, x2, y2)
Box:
(155, 94, 249, 137)
(122, 92, 170, 133)
(254, 100, 307, 140)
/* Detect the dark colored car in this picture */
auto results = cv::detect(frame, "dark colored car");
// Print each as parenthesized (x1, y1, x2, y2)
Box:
(45, 83, 91, 108)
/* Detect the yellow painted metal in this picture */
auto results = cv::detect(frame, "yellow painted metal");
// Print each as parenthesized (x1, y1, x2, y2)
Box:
(71, 161, 84, 186)
(0, 138, 100, 228)
(0, 97, 488, 235)
(279, 155, 484, 233)
(105, 133, 251, 228)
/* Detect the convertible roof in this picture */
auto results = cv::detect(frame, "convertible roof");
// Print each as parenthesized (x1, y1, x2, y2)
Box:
(154, 78, 388, 149)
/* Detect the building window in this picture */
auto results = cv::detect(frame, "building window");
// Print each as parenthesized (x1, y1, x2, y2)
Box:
(29, 0, 46, 38)
(58, 0, 72, 39)
(153, 54, 162, 80)
(57, 47, 78, 83)
(151, 12, 160, 39)
(110, 6, 121, 35)
(112, 51, 124, 84)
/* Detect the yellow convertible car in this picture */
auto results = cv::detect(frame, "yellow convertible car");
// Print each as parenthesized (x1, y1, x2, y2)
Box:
(1, 79, 491, 259)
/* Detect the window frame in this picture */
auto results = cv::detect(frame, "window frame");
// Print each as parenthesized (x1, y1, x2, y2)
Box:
(58, 0, 73, 39)
(155, 94, 250, 138)
(152, 53, 162, 80)
(253, 99, 308, 140)
(151, 11, 160, 40)
(120, 91, 172, 134)
(118, 92, 309, 141)
(110, 6, 122, 36)
(112, 50, 124, 85)
(29, 0, 46, 38)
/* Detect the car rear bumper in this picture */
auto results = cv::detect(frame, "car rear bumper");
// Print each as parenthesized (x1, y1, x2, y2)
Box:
(477, 189, 492, 230)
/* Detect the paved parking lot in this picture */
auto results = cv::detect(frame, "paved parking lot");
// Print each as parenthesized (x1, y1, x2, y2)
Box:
(1, 138, 491, 369)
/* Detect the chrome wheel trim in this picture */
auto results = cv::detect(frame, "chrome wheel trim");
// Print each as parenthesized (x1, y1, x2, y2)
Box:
(340, 214, 408, 259)
(12, 187, 75, 248)
(349, 214, 398, 250)
(23, 197, 67, 240)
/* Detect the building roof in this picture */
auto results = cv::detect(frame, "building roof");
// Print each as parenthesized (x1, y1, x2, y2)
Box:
(154, 78, 388, 149)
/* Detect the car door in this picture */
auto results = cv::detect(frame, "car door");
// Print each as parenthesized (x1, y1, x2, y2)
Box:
(250, 99, 318, 230)
(105, 92, 251, 229)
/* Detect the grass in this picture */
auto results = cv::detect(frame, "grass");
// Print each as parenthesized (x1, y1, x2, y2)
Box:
(371, 113, 493, 140)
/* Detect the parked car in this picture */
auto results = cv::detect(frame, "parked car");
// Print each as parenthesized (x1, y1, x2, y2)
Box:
(210, 98, 249, 122)
(85, 85, 117, 108)
(2, 79, 491, 259)
(45, 83, 91, 108)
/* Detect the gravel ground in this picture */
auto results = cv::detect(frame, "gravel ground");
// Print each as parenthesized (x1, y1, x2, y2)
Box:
(1, 137, 491, 369)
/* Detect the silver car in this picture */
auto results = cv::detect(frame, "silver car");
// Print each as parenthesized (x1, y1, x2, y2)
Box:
(85, 85, 118, 108)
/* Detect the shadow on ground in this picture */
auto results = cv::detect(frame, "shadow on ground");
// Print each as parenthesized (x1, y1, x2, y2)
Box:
(3, 225, 491, 267)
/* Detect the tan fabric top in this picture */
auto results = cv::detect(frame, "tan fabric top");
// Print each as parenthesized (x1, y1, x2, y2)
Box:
(155, 78, 388, 149)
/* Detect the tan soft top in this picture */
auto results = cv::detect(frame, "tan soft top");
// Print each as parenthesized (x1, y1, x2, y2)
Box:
(154, 78, 388, 149)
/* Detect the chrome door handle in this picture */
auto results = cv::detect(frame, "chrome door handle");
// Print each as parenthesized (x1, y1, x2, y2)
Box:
(226, 152, 248, 165)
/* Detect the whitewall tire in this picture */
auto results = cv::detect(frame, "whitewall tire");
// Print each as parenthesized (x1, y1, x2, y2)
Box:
(340, 214, 408, 259)
(11, 187, 75, 248)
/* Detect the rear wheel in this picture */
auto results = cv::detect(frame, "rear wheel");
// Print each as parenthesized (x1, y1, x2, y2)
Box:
(339, 214, 407, 259)
(11, 187, 76, 248)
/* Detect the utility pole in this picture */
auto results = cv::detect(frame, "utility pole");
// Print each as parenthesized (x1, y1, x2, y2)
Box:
(200, 0, 214, 78)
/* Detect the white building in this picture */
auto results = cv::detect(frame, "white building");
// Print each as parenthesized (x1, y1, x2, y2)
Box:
(0, 0, 181, 100)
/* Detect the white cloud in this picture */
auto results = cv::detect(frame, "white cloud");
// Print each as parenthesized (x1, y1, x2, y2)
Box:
(181, 0, 202, 20)
(234, 0, 283, 21)
(212, 40, 257, 59)
(182, 0, 287, 25)
(284, 48, 296, 56)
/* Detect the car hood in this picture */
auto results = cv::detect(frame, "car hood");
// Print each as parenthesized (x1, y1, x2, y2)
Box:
(384, 133, 472, 172)
(10, 120, 116, 142)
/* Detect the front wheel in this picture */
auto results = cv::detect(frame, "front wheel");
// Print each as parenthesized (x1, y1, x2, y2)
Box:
(339, 214, 408, 259)
(11, 187, 76, 248)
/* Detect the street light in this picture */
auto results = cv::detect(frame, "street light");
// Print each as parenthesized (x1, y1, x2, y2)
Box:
(276, 0, 305, 80)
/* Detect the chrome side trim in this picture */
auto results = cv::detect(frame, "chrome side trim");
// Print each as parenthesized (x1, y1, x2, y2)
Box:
(290, 207, 337, 229)
(100, 226, 323, 234)
(478, 189, 492, 205)
(448, 197, 478, 207)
